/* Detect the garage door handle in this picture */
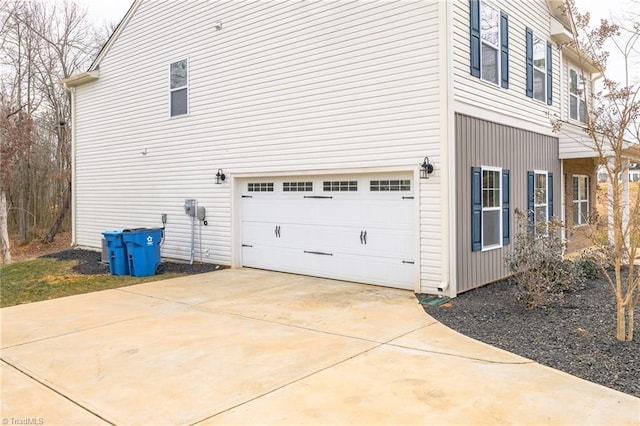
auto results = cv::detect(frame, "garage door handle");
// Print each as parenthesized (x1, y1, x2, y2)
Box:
(360, 230, 364, 244)
(363, 230, 367, 245)
(304, 250, 333, 256)
(275, 226, 281, 238)
(303, 196, 333, 199)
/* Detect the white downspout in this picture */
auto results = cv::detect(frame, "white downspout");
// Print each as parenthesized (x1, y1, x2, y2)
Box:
(445, 0, 457, 298)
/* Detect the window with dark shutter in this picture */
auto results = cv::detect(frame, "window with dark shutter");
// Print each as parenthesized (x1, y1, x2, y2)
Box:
(470, 1, 508, 88)
(546, 42, 553, 105)
(502, 169, 510, 245)
(526, 28, 533, 98)
(470, 0, 481, 78)
(500, 12, 509, 89)
(528, 170, 553, 234)
(472, 166, 505, 251)
(471, 167, 482, 251)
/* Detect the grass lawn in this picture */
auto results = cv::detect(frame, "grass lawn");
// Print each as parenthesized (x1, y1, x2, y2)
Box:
(0, 257, 184, 308)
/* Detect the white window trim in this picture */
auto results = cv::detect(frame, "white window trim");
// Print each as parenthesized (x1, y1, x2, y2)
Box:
(168, 57, 189, 118)
(569, 67, 586, 123)
(532, 33, 547, 103)
(533, 170, 549, 234)
(479, 0, 501, 86)
(481, 165, 503, 251)
(572, 174, 589, 226)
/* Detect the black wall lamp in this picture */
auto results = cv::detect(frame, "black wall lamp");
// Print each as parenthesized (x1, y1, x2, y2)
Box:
(420, 157, 434, 179)
(215, 169, 226, 184)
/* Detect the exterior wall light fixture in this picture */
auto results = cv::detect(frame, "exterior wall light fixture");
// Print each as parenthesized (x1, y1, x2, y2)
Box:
(420, 157, 434, 179)
(215, 169, 226, 184)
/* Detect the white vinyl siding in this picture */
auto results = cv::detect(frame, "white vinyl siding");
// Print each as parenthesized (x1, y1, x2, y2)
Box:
(453, 0, 561, 132)
(73, 0, 443, 292)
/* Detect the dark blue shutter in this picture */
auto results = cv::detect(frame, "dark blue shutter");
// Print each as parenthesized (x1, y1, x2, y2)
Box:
(500, 12, 509, 89)
(471, 167, 482, 251)
(470, 0, 481, 77)
(548, 172, 554, 218)
(526, 28, 533, 98)
(546, 42, 553, 105)
(527, 171, 535, 231)
(502, 169, 510, 245)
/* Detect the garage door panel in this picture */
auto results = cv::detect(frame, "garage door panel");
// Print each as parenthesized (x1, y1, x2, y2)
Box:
(243, 222, 414, 260)
(242, 246, 414, 290)
(244, 199, 413, 229)
(240, 173, 416, 290)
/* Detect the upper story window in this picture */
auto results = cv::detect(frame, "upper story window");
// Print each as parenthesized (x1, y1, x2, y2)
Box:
(480, 2, 500, 84)
(532, 35, 547, 102)
(170, 59, 189, 117)
(569, 68, 587, 122)
(470, 0, 509, 88)
(526, 29, 552, 105)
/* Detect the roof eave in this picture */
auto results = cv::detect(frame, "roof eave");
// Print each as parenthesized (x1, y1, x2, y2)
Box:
(60, 70, 100, 88)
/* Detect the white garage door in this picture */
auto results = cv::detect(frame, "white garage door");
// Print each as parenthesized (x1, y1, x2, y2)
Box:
(241, 173, 416, 289)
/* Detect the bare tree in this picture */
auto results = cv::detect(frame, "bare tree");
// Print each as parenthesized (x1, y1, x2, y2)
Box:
(556, 0, 640, 341)
(0, 103, 35, 263)
(0, 0, 106, 261)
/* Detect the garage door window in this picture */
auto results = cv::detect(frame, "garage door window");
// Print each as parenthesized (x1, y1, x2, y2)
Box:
(248, 182, 274, 192)
(323, 181, 357, 191)
(283, 182, 313, 192)
(370, 180, 410, 191)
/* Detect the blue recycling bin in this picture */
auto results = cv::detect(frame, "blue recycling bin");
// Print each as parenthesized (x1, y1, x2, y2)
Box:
(121, 228, 163, 277)
(102, 230, 129, 275)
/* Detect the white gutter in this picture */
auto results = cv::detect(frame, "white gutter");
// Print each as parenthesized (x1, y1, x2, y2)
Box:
(60, 71, 99, 88)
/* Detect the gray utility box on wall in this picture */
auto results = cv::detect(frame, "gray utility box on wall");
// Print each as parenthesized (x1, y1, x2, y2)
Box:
(101, 236, 109, 263)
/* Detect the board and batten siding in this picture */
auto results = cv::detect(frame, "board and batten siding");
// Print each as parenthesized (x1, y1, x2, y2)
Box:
(455, 113, 560, 292)
(73, 0, 444, 288)
(452, 0, 561, 136)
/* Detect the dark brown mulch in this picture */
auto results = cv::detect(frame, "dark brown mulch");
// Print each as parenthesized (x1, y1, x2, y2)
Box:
(418, 277, 639, 398)
(41, 249, 222, 275)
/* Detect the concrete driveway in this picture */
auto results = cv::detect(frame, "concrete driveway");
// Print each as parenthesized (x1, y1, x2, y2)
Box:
(1, 268, 638, 425)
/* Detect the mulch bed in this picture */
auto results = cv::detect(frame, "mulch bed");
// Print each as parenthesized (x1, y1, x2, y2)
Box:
(418, 277, 639, 398)
(41, 249, 222, 275)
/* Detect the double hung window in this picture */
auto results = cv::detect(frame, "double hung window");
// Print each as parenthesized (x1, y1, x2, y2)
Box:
(572, 175, 589, 225)
(470, 0, 509, 88)
(527, 170, 554, 235)
(526, 29, 552, 104)
(170, 59, 188, 117)
(471, 166, 510, 252)
(569, 69, 587, 122)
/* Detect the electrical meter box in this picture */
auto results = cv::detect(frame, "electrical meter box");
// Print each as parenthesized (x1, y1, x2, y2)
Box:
(184, 199, 196, 217)
(196, 206, 206, 221)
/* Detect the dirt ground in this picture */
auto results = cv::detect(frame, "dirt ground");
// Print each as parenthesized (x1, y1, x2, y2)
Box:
(2, 232, 73, 265)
